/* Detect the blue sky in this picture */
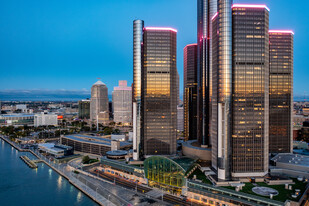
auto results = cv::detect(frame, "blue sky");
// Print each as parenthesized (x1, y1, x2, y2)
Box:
(0, 0, 308, 97)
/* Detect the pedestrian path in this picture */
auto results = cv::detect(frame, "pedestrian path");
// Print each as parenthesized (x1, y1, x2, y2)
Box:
(146, 189, 164, 199)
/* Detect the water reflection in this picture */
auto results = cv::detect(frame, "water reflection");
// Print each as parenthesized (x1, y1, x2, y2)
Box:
(48, 168, 52, 179)
(77, 191, 82, 203)
(57, 176, 63, 190)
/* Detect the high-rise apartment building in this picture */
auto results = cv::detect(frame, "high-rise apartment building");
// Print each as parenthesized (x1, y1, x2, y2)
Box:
(184, 43, 198, 140)
(90, 80, 109, 124)
(269, 30, 294, 153)
(197, 0, 217, 146)
(231, 4, 270, 178)
(78, 99, 90, 119)
(112, 80, 132, 125)
(141, 27, 177, 156)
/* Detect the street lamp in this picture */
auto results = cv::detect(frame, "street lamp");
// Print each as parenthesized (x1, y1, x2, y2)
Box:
(96, 187, 98, 200)
(108, 194, 111, 206)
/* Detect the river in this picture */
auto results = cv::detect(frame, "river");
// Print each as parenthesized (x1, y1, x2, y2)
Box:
(0, 139, 98, 206)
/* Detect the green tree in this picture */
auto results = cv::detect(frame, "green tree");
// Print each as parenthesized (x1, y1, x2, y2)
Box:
(82, 156, 90, 164)
(103, 127, 113, 135)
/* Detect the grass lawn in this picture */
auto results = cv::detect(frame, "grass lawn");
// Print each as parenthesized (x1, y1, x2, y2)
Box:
(188, 168, 213, 185)
(83, 159, 99, 164)
(226, 178, 308, 202)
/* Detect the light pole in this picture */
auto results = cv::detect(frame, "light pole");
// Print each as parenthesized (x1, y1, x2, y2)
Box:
(96, 187, 98, 200)
(108, 194, 111, 206)
(136, 181, 137, 192)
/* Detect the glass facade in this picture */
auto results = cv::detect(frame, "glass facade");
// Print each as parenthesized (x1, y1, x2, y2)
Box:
(211, 0, 233, 180)
(269, 31, 294, 153)
(144, 156, 187, 194)
(197, 0, 217, 146)
(133, 20, 144, 159)
(231, 5, 269, 177)
(141, 28, 177, 156)
(78, 100, 90, 119)
(184, 44, 198, 140)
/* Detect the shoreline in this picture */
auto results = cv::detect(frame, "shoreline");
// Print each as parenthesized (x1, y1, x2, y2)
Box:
(0, 135, 107, 206)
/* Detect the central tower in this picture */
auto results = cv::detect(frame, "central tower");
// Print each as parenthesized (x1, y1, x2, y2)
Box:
(197, 0, 217, 146)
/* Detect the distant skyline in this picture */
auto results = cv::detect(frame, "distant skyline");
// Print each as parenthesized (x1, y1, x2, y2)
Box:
(0, 0, 308, 96)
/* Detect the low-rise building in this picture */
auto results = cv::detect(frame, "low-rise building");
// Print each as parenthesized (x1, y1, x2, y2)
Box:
(270, 153, 309, 179)
(38, 143, 73, 158)
(34, 113, 58, 127)
(60, 134, 132, 156)
(0, 114, 35, 126)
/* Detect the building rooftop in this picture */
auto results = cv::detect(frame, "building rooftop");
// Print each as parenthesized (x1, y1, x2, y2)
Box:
(64, 134, 132, 148)
(272, 153, 309, 167)
(93, 80, 106, 86)
(1, 114, 34, 118)
(171, 157, 196, 172)
(106, 150, 128, 156)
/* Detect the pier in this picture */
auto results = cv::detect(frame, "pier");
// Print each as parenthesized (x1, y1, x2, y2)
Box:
(20, 156, 38, 169)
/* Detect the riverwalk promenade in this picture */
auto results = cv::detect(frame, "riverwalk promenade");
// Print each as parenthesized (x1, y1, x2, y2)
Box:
(0, 135, 115, 206)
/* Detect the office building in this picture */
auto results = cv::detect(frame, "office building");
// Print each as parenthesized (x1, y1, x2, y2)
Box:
(269, 30, 294, 153)
(34, 113, 58, 127)
(230, 4, 270, 178)
(141, 27, 177, 156)
(211, 0, 233, 180)
(112, 80, 132, 125)
(197, 0, 217, 146)
(90, 80, 109, 124)
(132, 20, 144, 160)
(177, 105, 184, 132)
(78, 99, 90, 119)
(184, 43, 198, 140)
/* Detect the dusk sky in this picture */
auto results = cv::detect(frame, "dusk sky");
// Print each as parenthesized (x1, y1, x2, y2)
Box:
(0, 0, 307, 96)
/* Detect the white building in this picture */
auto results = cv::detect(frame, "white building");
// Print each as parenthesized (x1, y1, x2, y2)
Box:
(177, 105, 184, 132)
(112, 80, 132, 125)
(34, 113, 58, 127)
(16, 104, 27, 112)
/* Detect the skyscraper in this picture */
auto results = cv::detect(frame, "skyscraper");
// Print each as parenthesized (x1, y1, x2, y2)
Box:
(133, 20, 144, 160)
(141, 27, 177, 156)
(231, 4, 270, 178)
(211, 0, 233, 180)
(90, 80, 109, 125)
(184, 43, 198, 140)
(78, 99, 90, 119)
(197, 0, 217, 146)
(112, 80, 132, 125)
(269, 30, 294, 153)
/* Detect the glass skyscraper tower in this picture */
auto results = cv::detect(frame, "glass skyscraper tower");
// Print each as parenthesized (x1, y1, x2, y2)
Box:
(184, 43, 198, 141)
(133, 20, 144, 160)
(141, 27, 177, 156)
(211, 0, 233, 180)
(269, 30, 294, 153)
(197, 0, 217, 146)
(231, 4, 270, 178)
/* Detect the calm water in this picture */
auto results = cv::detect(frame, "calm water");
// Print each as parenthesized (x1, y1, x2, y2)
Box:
(0, 139, 98, 206)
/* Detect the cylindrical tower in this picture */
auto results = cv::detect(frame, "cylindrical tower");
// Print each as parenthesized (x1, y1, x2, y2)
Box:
(197, 0, 217, 146)
(216, 0, 233, 180)
(133, 19, 144, 160)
